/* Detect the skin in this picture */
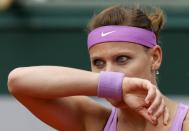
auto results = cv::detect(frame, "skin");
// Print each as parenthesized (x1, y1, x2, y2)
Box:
(7, 41, 189, 131)
(89, 42, 188, 131)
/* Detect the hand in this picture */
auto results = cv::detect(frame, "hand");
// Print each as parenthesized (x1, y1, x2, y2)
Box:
(122, 77, 169, 126)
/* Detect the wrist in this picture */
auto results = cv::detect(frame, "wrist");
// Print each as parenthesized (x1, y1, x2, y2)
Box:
(97, 71, 125, 101)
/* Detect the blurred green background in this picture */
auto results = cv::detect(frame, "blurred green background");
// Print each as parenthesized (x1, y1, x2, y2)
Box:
(1, 1, 189, 95)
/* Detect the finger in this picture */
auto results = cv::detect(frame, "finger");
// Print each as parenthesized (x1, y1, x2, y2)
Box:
(163, 107, 169, 125)
(152, 99, 165, 121)
(141, 81, 156, 104)
(147, 90, 162, 115)
(138, 108, 157, 125)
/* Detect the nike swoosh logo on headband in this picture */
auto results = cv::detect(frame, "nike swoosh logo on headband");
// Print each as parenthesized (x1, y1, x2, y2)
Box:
(101, 31, 116, 37)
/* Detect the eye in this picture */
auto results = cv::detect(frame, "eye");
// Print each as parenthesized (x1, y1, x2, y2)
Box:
(116, 55, 129, 64)
(92, 59, 105, 68)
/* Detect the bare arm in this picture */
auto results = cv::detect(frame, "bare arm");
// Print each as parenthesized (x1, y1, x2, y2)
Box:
(8, 66, 99, 98)
(8, 66, 108, 131)
(7, 66, 168, 130)
(183, 113, 189, 131)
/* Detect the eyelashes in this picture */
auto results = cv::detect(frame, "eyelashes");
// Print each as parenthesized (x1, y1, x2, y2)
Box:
(92, 59, 105, 68)
(116, 55, 129, 64)
(92, 55, 130, 68)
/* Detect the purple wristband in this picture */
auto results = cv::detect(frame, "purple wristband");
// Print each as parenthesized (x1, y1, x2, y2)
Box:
(98, 71, 125, 101)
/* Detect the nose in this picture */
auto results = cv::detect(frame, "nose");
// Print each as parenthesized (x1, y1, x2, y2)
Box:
(105, 62, 118, 72)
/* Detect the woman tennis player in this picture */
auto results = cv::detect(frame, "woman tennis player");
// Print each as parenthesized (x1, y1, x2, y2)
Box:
(8, 5, 189, 131)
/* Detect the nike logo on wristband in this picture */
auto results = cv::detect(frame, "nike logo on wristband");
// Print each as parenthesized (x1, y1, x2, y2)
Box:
(101, 31, 116, 37)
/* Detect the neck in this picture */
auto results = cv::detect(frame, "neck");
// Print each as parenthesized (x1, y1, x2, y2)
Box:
(117, 107, 146, 131)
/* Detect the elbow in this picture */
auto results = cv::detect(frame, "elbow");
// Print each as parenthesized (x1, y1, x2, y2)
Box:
(7, 67, 25, 95)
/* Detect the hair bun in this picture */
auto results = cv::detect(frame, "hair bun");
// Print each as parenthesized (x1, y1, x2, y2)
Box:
(148, 8, 166, 37)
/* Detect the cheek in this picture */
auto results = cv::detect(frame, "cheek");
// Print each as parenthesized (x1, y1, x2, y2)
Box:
(91, 67, 102, 74)
(124, 59, 152, 79)
(91, 66, 95, 72)
(90, 63, 98, 72)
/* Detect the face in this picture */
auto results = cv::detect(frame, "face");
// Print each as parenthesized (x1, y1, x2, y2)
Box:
(89, 42, 162, 107)
(90, 42, 161, 81)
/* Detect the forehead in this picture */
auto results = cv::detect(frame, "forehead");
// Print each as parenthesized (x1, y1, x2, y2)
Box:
(89, 42, 145, 57)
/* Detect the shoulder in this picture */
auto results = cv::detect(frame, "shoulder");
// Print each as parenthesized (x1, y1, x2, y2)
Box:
(182, 107, 189, 131)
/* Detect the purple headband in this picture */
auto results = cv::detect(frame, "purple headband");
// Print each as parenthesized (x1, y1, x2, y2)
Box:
(87, 25, 157, 49)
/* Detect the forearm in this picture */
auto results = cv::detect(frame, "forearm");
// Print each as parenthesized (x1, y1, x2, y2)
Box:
(8, 66, 98, 99)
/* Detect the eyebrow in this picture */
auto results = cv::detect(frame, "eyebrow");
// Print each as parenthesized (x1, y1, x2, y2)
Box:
(90, 50, 134, 59)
